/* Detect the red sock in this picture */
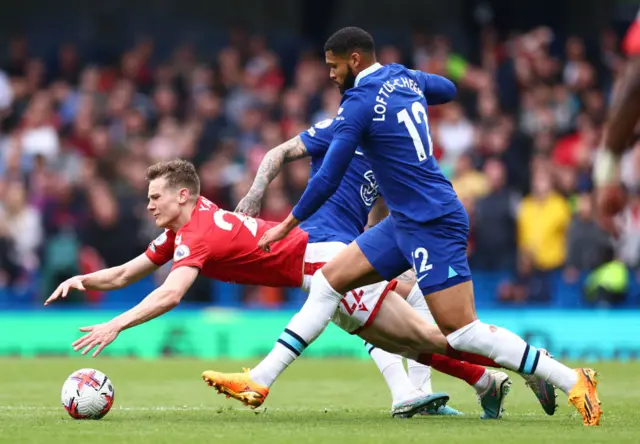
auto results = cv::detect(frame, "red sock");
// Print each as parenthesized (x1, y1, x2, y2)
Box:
(423, 354, 486, 386)
(418, 346, 504, 370)
(444, 344, 504, 369)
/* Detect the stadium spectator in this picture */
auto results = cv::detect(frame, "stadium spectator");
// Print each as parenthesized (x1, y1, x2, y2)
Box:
(0, 22, 638, 308)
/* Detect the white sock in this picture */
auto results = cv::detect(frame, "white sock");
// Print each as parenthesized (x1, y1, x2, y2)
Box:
(405, 284, 433, 393)
(446, 320, 578, 395)
(365, 343, 416, 403)
(250, 270, 343, 387)
(472, 370, 491, 395)
(406, 359, 432, 393)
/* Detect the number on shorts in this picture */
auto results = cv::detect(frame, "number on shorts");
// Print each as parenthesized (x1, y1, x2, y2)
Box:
(214, 209, 258, 237)
(397, 101, 433, 162)
(413, 247, 433, 273)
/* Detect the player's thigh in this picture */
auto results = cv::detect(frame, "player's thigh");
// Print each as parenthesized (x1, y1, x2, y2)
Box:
(321, 241, 385, 293)
(354, 216, 411, 282)
(394, 207, 477, 334)
(357, 290, 447, 355)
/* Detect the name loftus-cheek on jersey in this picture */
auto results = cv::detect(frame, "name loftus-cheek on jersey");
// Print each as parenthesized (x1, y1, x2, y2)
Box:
(371, 76, 424, 122)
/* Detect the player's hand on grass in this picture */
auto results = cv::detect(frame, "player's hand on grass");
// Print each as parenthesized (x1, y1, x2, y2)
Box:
(72, 321, 121, 357)
(258, 222, 291, 252)
(44, 276, 87, 306)
(235, 195, 262, 218)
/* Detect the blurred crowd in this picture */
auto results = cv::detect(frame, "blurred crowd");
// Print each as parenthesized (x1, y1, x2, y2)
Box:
(0, 24, 639, 307)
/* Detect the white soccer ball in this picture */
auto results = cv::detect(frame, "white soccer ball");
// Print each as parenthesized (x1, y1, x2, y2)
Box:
(61, 368, 115, 419)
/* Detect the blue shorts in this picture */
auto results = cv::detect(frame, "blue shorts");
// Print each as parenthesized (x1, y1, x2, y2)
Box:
(356, 207, 472, 295)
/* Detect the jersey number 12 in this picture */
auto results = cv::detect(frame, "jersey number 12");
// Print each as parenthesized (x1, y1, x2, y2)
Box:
(397, 102, 433, 161)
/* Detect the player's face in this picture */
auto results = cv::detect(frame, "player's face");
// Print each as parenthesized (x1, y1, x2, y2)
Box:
(147, 178, 183, 228)
(325, 50, 358, 94)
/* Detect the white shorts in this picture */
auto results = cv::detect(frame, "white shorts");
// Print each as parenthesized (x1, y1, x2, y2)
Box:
(302, 242, 397, 334)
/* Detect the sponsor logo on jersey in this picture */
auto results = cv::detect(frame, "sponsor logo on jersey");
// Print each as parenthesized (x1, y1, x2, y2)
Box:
(153, 231, 168, 246)
(360, 170, 379, 207)
(175, 234, 182, 245)
(314, 118, 333, 129)
(174, 245, 190, 261)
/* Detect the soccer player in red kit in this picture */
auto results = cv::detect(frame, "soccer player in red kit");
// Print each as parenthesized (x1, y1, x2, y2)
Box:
(45, 158, 549, 419)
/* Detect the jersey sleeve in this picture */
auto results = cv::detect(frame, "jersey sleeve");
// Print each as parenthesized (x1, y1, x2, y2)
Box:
(299, 118, 336, 156)
(410, 70, 457, 105)
(145, 230, 175, 267)
(332, 90, 371, 144)
(623, 19, 640, 56)
(169, 230, 211, 272)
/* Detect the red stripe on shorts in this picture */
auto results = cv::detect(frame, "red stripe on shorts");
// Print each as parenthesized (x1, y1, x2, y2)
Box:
(351, 280, 398, 335)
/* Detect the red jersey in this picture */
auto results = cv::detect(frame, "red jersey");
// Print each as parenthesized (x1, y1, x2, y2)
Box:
(145, 197, 309, 287)
(623, 11, 640, 56)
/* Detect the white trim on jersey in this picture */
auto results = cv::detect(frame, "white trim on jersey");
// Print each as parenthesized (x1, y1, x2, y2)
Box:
(355, 63, 383, 87)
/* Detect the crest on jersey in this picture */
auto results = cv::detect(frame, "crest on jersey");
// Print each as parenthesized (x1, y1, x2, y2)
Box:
(174, 245, 190, 261)
(360, 170, 379, 207)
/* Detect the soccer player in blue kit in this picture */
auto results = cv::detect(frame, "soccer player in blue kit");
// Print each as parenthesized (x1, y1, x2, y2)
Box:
(255, 27, 601, 426)
(204, 114, 559, 419)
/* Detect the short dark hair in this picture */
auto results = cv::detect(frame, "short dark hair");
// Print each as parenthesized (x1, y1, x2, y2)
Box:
(324, 27, 375, 56)
(146, 159, 200, 197)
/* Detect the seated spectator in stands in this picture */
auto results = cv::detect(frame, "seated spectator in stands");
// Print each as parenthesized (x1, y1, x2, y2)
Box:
(471, 158, 518, 271)
(516, 168, 571, 301)
(0, 179, 43, 273)
(564, 191, 613, 283)
(450, 152, 489, 203)
(0, 211, 20, 288)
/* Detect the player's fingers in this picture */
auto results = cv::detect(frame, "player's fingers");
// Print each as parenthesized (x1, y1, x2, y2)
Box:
(44, 291, 58, 306)
(82, 340, 100, 356)
(258, 234, 268, 250)
(92, 342, 108, 357)
(72, 333, 92, 349)
(50, 285, 63, 301)
(75, 281, 86, 291)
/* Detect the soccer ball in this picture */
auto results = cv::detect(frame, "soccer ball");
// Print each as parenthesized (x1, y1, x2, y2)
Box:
(61, 368, 115, 419)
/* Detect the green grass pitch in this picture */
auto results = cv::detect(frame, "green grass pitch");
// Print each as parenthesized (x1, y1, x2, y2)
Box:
(0, 358, 636, 444)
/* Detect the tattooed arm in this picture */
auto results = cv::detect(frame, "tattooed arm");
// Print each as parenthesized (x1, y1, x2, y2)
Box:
(235, 135, 310, 217)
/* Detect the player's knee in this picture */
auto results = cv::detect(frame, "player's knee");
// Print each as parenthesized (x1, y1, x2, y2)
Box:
(437, 319, 473, 337)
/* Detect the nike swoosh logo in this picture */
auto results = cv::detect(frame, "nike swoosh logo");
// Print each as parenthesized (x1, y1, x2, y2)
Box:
(355, 151, 364, 156)
(416, 274, 429, 283)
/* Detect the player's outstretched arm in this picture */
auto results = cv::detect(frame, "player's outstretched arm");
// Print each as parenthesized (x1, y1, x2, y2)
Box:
(258, 137, 357, 251)
(602, 57, 640, 158)
(70, 266, 199, 357)
(44, 253, 159, 305)
(236, 135, 309, 217)
(593, 55, 640, 234)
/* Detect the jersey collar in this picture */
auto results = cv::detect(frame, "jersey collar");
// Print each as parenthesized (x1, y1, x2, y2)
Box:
(355, 62, 382, 87)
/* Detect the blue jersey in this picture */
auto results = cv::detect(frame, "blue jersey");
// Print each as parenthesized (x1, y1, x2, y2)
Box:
(298, 118, 378, 244)
(291, 64, 460, 226)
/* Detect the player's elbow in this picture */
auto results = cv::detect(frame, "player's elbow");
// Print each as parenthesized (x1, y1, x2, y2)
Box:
(161, 287, 184, 309)
(442, 79, 457, 101)
(113, 265, 131, 288)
